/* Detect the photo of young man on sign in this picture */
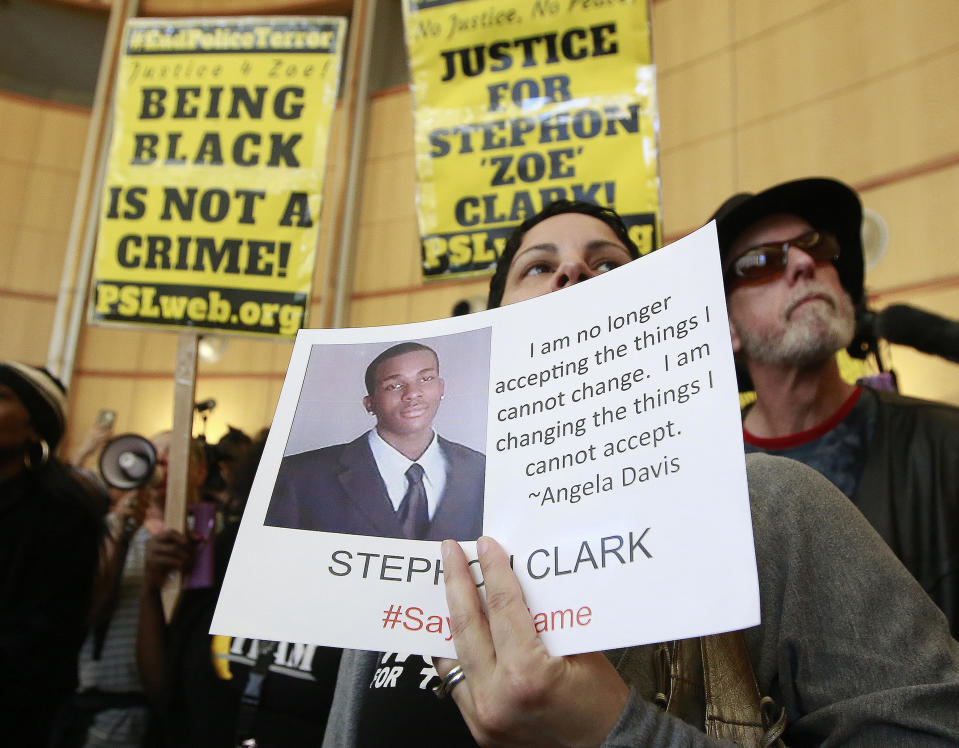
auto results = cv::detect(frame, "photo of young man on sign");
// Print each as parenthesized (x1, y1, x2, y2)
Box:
(264, 332, 489, 540)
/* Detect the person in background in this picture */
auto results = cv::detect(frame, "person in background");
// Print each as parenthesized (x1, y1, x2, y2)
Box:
(711, 177, 959, 635)
(70, 432, 207, 747)
(0, 362, 106, 747)
(139, 430, 343, 747)
(71, 412, 115, 474)
(323, 200, 959, 747)
(206, 426, 254, 522)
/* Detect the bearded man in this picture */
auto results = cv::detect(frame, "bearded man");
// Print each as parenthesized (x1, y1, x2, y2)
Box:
(713, 177, 959, 635)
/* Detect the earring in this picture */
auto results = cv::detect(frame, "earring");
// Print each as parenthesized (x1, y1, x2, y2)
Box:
(24, 439, 50, 470)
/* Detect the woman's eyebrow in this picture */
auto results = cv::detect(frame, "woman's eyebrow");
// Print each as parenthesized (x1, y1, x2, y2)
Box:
(512, 238, 630, 266)
(584, 239, 631, 254)
(513, 243, 558, 261)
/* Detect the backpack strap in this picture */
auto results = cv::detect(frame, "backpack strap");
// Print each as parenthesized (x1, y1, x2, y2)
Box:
(701, 631, 787, 746)
(659, 638, 706, 727)
(656, 633, 787, 746)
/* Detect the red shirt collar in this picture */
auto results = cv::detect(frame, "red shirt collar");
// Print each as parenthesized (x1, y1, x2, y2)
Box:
(743, 386, 863, 450)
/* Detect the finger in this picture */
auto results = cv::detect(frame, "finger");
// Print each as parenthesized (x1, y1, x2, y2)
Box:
(156, 529, 188, 545)
(475, 536, 541, 659)
(430, 657, 477, 727)
(147, 537, 190, 560)
(442, 539, 496, 677)
(432, 655, 458, 679)
(157, 540, 191, 560)
(148, 551, 190, 573)
(153, 547, 189, 563)
(149, 537, 190, 557)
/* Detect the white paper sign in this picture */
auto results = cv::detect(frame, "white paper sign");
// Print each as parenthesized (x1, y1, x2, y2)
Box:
(212, 221, 759, 657)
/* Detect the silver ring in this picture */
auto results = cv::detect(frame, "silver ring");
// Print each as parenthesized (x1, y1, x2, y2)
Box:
(433, 664, 465, 699)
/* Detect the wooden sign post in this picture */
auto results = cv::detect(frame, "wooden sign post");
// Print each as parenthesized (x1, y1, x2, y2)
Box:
(162, 332, 198, 616)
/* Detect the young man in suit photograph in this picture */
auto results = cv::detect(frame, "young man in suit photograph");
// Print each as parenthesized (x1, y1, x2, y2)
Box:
(264, 342, 485, 540)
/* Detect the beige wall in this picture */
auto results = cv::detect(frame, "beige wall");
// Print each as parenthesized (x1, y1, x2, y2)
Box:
(653, 0, 959, 406)
(1, 0, 957, 456)
(0, 94, 87, 366)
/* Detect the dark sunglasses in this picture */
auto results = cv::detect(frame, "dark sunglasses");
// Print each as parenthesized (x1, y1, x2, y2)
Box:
(725, 230, 840, 283)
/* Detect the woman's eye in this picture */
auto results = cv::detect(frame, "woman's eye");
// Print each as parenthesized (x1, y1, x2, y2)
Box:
(596, 259, 623, 273)
(523, 262, 553, 277)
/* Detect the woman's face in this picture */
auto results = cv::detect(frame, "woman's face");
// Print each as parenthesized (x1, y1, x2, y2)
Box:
(499, 212, 634, 306)
(0, 384, 37, 454)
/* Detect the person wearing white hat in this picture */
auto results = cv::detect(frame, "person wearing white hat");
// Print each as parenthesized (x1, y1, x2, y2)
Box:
(0, 361, 106, 746)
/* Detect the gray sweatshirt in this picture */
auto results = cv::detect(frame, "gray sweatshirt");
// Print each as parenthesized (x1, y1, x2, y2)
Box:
(325, 454, 959, 746)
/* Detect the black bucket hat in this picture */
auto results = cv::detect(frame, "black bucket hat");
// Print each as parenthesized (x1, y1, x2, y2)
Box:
(711, 177, 864, 305)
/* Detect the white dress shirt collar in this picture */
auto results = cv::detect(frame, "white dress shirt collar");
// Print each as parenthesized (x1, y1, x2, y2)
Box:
(367, 429, 449, 520)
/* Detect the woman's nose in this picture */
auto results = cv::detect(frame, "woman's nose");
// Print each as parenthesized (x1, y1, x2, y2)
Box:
(550, 260, 594, 291)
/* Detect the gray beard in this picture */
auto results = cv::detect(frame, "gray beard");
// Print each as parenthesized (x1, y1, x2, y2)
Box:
(736, 289, 856, 368)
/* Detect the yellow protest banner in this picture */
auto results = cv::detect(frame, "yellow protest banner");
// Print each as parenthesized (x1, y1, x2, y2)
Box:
(90, 17, 346, 339)
(404, 0, 660, 280)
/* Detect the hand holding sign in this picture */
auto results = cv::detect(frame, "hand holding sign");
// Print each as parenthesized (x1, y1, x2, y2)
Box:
(435, 536, 628, 746)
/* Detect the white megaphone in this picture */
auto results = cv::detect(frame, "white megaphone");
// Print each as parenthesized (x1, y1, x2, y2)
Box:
(99, 434, 157, 490)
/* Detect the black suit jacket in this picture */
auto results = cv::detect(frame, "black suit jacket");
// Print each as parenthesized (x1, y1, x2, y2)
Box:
(263, 433, 485, 540)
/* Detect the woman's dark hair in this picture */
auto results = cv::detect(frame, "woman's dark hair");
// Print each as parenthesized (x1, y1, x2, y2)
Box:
(205, 426, 253, 493)
(225, 428, 269, 519)
(487, 200, 640, 309)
